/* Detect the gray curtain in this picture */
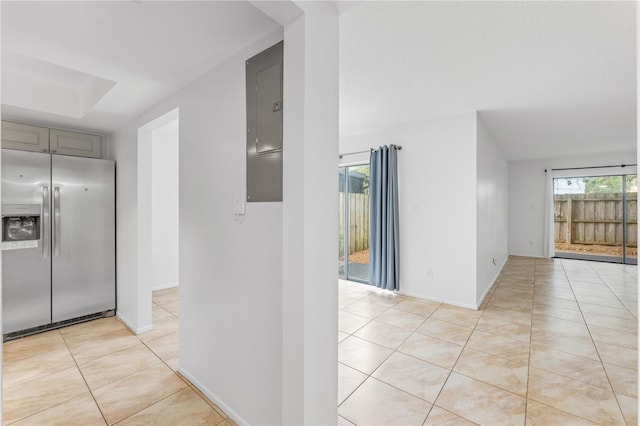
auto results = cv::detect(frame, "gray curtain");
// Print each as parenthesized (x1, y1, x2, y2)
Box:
(369, 145, 400, 290)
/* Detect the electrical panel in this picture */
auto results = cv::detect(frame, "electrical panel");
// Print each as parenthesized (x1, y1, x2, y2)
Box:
(246, 41, 283, 202)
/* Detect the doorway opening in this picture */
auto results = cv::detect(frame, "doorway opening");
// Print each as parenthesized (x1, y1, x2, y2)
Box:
(338, 164, 371, 283)
(553, 174, 637, 264)
(137, 108, 180, 344)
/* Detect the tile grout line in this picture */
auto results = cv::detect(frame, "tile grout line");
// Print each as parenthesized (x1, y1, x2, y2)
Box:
(136, 332, 185, 384)
(457, 259, 604, 425)
(392, 303, 442, 425)
(559, 259, 629, 424)
(1, 334, 77, 392)
(58, 328, 110, 426)
(338, 261, 632, 426)
(68, 315, 180, 425)
(422, 259, 508, 425)
(341, 260, 530, 425)
(582, 261, 637, 422)
(109, 387, 186, 425)
(2, 330, 93, 426)
(4, 290, 225, 426)
(519, 258, 539, 425)
(526, 260, 617, 426)
(3, 321, 148, 425)
(370, 303, 439, 426)
(524, 258, 589, 423)
(153, 301, 178, 319)
(586, 262, 638, 321)
(338, 287, 441, 425)
(337, 286, 388, 425)
(110, 290, 201, 425)
(63, 318, 182, 425)
(151, 292, 229, 425)
(141, 294, 187, 386)
(339, 310, 425, 401)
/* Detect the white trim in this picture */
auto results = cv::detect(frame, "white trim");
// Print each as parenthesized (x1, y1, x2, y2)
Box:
(543, 168, 554, 258)
(137, 107, 180, 340)
(178, 367, 248, 426)
(397, 291, 478, 310)
(116, 311, 153, 335)
(151, 282, 179, 291)
(508, 252, 547, 259)
(353, 258, 508, 310)
(475, 257, 507, 307)
(548, 166, 637, 179)
(339, 157, 369, 167)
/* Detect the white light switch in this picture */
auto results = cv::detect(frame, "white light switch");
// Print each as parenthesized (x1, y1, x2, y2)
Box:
(234, 197, 246, 215)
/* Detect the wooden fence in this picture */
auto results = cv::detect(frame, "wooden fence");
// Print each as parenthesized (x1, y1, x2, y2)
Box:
(339, 192, 370, 257)
(554, 193, 637, 247)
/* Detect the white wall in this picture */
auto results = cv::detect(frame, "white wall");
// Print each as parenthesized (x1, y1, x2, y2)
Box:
(509, 150, 636, 257)
(109, 3, 339, 422)
(113, 108, 179, 335)
(280, 3, 339, 424)
(178, 40, 287, 424)
(136, 123, 153, 334)
(340, 113, 479, 308)
(110, 29, 285, 424)
(110, 107, 144, 332)
(476, 116, 508, 304)
(151, 120, 179, 290)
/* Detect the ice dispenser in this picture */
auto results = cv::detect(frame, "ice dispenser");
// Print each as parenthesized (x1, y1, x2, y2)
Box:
(2, 204, 41, 250)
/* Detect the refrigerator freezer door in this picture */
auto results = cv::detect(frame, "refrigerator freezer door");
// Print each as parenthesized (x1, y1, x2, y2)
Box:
(1, 150, 52, 333)
(51, 155, 115, 322)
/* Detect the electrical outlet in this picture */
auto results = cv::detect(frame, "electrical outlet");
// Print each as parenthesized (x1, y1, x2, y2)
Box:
(427, 269, 434, 279)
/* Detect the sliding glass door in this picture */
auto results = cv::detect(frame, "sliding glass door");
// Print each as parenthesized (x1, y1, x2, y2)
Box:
(339, 167, 346, 278)
(553, 174, 637, 264)
(625, 175, 637, 264)
(338, 164, 371, 283)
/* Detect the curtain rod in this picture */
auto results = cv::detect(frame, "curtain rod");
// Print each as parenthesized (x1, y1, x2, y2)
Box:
(339, 145, 403, 159)
(544, 164, 637, 172)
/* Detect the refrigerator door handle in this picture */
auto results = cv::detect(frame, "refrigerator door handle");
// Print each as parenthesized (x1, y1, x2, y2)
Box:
(53, 186, 61, 257)
(42, 186, 50, 258)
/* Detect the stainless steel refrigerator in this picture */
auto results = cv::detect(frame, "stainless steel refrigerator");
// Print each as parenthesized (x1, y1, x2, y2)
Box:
(2, 149, 115, 336)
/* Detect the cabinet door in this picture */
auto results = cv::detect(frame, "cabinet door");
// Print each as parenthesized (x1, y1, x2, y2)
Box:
(1, 121, 50, 153)
(50, 129, 101, 158)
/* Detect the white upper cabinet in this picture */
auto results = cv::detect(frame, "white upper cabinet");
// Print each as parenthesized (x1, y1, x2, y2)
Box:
(49, 129, 101, 158)
(1, 121, 50, 153)
(2, 121, 103, 159)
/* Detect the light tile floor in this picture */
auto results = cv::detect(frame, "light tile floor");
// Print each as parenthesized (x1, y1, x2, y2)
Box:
(338, 256, 638, 426)
(2, 287, 235, 426)
(3, 258, 637, 425)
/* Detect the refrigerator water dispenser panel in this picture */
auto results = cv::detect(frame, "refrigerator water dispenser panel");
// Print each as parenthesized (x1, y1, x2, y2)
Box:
(2, 204, 41, 250)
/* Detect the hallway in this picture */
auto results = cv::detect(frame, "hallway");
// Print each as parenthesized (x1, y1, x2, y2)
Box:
(338, 257, 637, 425)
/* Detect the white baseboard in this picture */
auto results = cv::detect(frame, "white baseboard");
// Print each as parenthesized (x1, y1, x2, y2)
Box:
(116, 311, 153, 335)
(397, 291, 478, 310)
(152, 282, 179, 291)
(400, 257, 509, 310)
(475, 258, 508, 308)
(508, 252, 548, 259)
(178, 367, 248, 426)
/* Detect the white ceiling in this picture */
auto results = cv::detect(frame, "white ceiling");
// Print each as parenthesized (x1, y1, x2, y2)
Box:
(1, 1, 281, 135)
(2, 1, 635, 161)
(340, 1, 636, 161)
